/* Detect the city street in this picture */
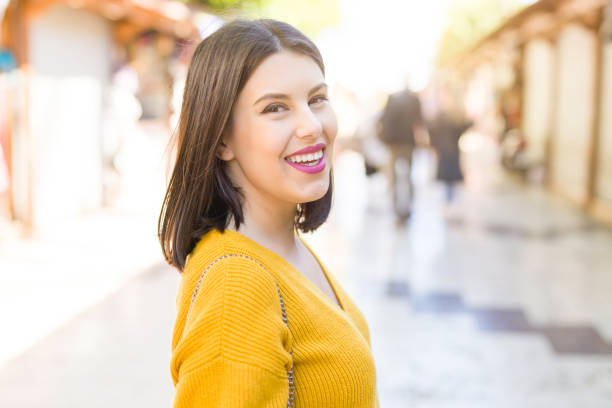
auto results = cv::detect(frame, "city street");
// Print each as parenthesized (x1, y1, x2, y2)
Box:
(1, 142, 612, 407)
(2, 1, 612, 407)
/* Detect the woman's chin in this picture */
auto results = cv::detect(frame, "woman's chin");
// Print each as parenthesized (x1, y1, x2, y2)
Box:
(295, 185, 329, 204)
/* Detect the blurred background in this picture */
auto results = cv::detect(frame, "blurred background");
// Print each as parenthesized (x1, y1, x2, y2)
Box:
(1, 0, 612, 406)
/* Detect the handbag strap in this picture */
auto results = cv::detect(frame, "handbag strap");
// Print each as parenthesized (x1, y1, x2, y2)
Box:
(186, 254, 295, 407)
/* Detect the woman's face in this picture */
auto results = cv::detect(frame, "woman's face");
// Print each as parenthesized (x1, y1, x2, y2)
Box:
(221, 50, 337, 209)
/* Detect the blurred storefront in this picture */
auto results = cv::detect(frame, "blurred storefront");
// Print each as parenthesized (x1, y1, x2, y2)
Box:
(0, 0, 202, 234)
(448, 0, 612, 225)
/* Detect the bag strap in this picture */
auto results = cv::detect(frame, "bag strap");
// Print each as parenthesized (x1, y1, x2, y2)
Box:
(186, 254, 295, 407)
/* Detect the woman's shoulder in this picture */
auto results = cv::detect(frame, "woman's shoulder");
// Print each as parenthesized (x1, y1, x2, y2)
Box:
(171, 230, 292, 386)
(174, 229, 284, 343)
(187, 228, 261, 269)
(185, 228, 290, 276)
(182, 228, 279, 299)
(184, 228, 222, 270)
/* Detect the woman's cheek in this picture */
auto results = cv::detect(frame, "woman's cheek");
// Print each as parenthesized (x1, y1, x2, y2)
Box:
(322, 108, 338, 141)
(251, 123, 287, 161)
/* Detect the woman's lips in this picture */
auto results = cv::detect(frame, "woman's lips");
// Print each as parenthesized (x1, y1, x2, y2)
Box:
(285, 150, 326, 174)
(286, 142, 326, 157)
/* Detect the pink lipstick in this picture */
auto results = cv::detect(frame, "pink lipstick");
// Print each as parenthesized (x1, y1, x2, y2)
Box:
(287, 142, 327, 156)
(285, 143, 327, 174)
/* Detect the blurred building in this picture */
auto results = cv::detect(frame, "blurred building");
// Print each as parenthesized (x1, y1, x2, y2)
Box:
(0, 0, 203, 234)
(446, 0, 612, 225)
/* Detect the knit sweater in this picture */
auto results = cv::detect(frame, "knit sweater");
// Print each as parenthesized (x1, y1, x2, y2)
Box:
(171, 228, 379, 407)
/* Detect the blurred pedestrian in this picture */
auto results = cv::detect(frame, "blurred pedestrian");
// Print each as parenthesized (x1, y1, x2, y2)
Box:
(427, 92, 472, 205)
(158, 19, 379, 407)
(354, 112, 389, 177)
(378, 87, 424, 222)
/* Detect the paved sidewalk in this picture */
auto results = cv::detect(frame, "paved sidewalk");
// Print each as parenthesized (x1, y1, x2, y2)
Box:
(0, 263, 178, 408)
(0, 210, 163, 367)
(313, 149, 612, 407)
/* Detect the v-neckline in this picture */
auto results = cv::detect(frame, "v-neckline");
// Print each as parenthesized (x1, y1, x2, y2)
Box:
(217, 229, 346, 314)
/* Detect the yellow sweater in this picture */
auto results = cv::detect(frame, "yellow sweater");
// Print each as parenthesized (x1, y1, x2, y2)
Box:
(171, 228, 379, 407)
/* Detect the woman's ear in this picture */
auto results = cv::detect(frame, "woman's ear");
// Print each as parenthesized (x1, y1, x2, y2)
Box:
(216, 141, 235, 161)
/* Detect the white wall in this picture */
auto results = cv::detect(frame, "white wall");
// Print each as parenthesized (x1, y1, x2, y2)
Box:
(551, 23, 597, 204)
(595, 41, 612, 205)
(28, 5, 111, 229)
(522, 38, 555, 163)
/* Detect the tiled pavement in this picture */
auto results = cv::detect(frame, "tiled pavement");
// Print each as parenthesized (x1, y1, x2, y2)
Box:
(306, 148, 612, 407)
(2, 144, 612, 407)
(0, 263, 178, 408)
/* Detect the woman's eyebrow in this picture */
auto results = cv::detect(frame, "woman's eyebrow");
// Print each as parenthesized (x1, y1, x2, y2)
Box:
(308, 82, 328, 96)
(253, 82, 328, 106)
(253, 93, 289, 106)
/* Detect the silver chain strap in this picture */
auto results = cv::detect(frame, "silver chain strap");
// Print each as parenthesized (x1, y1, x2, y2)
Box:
(186, 254, 295, 407)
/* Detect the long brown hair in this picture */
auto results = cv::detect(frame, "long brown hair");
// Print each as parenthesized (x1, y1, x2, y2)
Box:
(158, 19, 333, 271)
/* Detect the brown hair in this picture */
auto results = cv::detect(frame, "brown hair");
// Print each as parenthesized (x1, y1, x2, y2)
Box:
(158, 19, 333, 271)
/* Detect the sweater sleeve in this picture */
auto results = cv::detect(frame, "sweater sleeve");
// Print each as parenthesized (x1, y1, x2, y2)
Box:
(171, 256, 294, 408)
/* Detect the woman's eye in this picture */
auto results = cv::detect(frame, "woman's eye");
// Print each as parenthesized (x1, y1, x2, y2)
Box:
(310, 95, 328, 105)
(262, 104, 286, 114)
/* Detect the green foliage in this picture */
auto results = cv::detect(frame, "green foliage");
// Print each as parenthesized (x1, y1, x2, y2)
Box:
(437, 0, 525, 65)
(244, 0, 339, 39)
(181, 0, 339, 39)
(180, 0, 264, 10)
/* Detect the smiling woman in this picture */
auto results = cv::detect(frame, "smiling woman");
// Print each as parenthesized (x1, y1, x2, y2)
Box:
(159, 19, 379, 407)
(216, 50, 336, 219)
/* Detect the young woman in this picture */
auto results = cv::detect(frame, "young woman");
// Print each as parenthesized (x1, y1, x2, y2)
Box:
(159, 19, 379, 407)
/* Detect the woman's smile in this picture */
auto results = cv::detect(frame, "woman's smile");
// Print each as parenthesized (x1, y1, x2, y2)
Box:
(285, 142, 327, 174)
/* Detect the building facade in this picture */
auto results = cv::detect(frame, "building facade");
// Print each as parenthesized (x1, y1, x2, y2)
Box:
(0, 0, 201, 234)
(450, 0, 612, 224)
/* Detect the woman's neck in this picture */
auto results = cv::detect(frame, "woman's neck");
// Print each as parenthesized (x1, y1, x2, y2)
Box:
(230, 197, 299, 258)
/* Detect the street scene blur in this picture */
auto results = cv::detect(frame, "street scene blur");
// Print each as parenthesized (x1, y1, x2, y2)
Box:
(2, 0, 612, 406)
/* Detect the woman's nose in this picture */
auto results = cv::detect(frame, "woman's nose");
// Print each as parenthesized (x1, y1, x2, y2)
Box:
(294, 105, 323, 138)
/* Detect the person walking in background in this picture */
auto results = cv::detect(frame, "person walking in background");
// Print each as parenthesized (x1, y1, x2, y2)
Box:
(427, 90, 472, 207)
(378, 87, 424, 223)
(159, 19, 379, 407)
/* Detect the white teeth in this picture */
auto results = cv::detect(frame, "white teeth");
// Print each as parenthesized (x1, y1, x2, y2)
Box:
(288, 149, 324, 164)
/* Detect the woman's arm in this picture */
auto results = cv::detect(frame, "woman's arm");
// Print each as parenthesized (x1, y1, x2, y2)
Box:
(171, 256, 294, 407)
